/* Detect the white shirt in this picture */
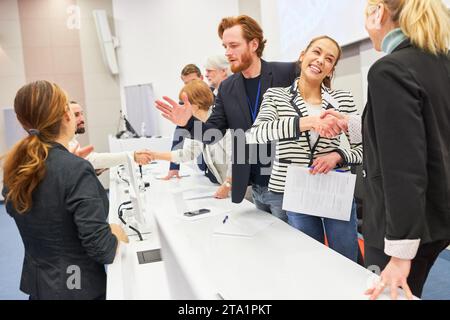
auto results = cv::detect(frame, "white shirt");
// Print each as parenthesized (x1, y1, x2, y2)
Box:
(69, 136, 132, 169)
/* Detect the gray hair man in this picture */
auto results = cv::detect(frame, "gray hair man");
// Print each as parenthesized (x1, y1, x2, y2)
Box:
(205, 55, 231, 95)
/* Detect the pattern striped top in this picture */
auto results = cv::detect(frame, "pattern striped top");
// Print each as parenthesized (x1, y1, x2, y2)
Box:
(247, 79, 363, 193)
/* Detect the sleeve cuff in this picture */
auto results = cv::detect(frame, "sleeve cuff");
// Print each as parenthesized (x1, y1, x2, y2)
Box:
(334, 148, 349, 166)
(293, 116, 302, 139)
(384, 238, 420, 260)
(170, 150, 182, 164)
(348, 114, 362, 144)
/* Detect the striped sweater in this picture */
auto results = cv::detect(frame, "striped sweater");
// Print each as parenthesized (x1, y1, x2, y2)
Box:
(247, 80, 363, 193)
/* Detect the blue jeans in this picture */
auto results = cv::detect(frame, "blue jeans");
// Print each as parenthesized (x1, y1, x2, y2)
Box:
(252, 185, 288, 223)
(287, 201, 358, 262)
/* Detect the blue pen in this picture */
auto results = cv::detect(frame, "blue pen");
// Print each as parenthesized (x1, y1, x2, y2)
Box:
(309, 166, 348, 173)
(222, 215, 229, 224)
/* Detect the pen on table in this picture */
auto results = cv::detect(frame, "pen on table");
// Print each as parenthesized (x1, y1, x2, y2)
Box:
(308, 166, 348, 173)
(222, 215, 229, 224)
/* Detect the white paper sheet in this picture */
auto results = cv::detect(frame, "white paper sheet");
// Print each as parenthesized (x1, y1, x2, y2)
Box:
(213, 210, 275, 237)
(282, 166, 356, 221)
(182, 187, 217, 200)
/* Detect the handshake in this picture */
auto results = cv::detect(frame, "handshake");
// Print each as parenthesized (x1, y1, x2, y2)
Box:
(313, 109, 350, 139)
(133, 150, 157, 165)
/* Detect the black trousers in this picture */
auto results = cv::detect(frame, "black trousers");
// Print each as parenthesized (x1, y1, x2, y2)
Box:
(364, 240, 450, 298)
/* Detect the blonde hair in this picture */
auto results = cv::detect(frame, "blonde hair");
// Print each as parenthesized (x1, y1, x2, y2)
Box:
(3, 81, 68, 213)
(179, 80, 214, 111)
(367, 0, 450, 55)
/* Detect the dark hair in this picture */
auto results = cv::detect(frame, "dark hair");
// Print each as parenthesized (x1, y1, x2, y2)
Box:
(302, 35, 342, 88)
(3, 80, 68, 213)
(218, 15, 266, 58)
(181, 64, 202, 77)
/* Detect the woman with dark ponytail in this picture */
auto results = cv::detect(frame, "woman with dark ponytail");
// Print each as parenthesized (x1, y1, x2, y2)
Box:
(2, 80, 128, 300)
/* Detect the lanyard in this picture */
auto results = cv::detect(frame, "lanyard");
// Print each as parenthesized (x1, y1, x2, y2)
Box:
(246, 79, 261, 122)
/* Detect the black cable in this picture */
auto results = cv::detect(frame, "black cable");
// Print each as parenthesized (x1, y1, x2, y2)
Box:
(117, 200, 144, 241)
(117, 201, 132, 217)
(128, 225, 143, 241)
(117, 201, 132, 223)
(117, 167, 130, 185)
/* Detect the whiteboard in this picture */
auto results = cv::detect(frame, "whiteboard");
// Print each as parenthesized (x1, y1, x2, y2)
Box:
(124, 83, 159, 137)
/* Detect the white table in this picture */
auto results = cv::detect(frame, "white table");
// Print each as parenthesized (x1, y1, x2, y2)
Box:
(106, 139, 407, 300)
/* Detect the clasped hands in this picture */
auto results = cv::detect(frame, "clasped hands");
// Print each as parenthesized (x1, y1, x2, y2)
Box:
(313, 109, 349, 139)
(69, 141, 154, 166)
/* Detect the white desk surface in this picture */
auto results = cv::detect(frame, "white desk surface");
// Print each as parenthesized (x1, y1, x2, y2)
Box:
(106, 162, 174, 300)
(106, 149, 406, 300)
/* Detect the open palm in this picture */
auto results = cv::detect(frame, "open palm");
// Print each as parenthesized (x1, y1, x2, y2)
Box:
(155, 92, 193, 126)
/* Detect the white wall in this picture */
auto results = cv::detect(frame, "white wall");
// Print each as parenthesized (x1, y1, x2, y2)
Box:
(112, 0, 239, 137)
(260, 0, 388, 113)
(0, 0, 26, 201)
(333, 39, 385, 114)
(78, 0, 122, 187)
(259, 0, 281, 61)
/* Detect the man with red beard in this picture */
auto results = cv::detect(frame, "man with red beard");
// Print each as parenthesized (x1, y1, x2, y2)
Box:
(156, 15, 299, 222)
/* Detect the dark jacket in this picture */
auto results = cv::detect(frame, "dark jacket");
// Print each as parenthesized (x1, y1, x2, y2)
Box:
(169, 117, 195, 170)
(3, 143, 118, 299)
(188, 59, 298, 202)
(362, 40, 450, 249)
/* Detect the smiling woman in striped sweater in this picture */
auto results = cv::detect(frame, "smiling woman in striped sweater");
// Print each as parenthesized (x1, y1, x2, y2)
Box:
(248, 36, 363, 262)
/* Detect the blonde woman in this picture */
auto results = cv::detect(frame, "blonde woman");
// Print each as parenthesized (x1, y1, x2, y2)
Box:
(321, 0, 450, 299)
(148, 80, 232, 199)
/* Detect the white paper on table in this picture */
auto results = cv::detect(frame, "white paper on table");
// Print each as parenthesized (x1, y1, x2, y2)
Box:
(282, 165, 356, 221)
(213, 210, 275, 237)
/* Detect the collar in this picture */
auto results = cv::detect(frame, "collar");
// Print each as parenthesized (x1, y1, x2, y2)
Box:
(382, 28, 407, 54)
(289, 78, 339, 110)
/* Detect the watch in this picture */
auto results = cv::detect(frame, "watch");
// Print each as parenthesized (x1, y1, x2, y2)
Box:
(224, 181, 232, 188)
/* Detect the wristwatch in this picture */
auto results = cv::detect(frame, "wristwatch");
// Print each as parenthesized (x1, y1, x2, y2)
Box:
(224, 181, 232, 188)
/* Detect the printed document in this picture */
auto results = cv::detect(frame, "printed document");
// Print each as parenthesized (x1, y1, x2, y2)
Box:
(282, 166, 356, 221)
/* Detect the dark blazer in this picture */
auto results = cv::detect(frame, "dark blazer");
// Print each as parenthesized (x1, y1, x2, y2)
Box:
(169, 117, 195, 170)
(189, 59, 298, 202)
(362, 40, 450, 249)
(3, 143, 118, 299)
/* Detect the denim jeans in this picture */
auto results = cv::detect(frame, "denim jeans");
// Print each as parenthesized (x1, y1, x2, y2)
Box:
(251, 185, 288, 223)
(287, 200, 358, 262)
